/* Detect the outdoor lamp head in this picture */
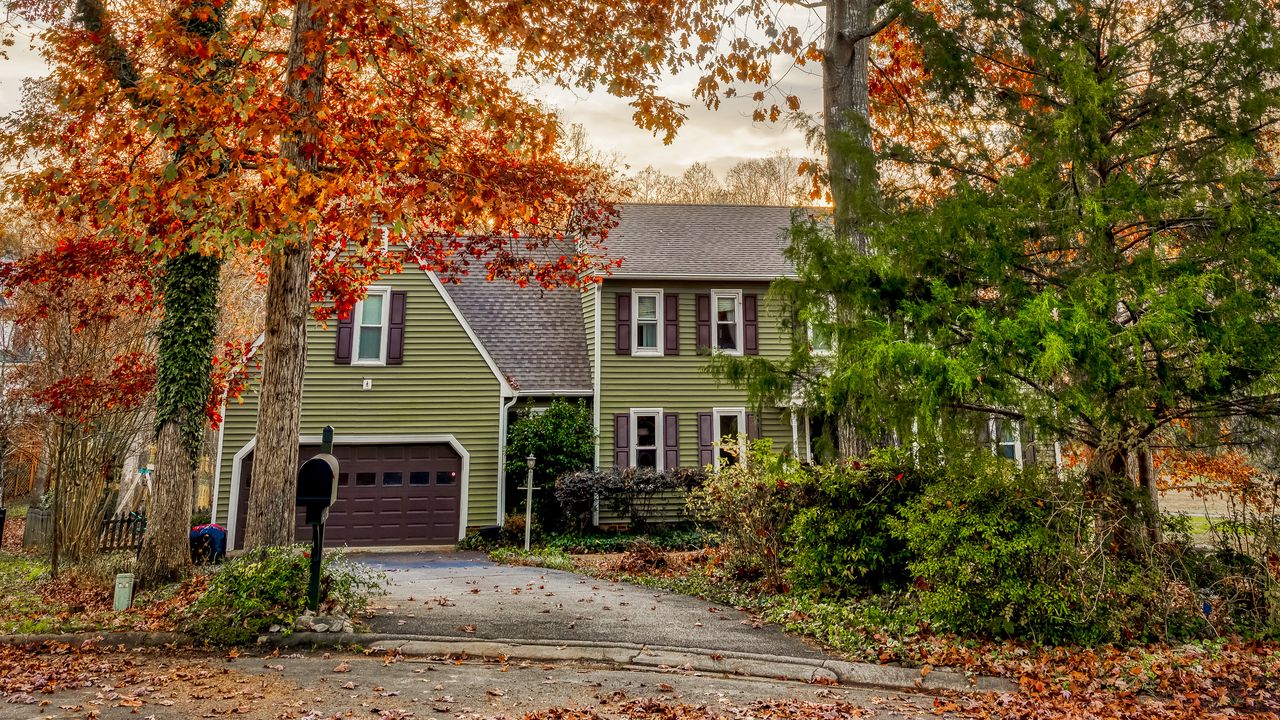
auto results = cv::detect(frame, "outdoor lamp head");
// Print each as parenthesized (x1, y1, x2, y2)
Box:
(526, 455, 536, 469)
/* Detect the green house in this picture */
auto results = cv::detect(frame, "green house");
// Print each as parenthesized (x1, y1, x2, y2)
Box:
(213, 204, 807, 548)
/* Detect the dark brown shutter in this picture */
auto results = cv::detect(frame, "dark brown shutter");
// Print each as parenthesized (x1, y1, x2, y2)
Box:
(615, 294, 632, 355)
(746, 412, 759, 440)
(744, 294, 759, 355)
(695, 294, 711, 352)
(613, 414, 631, 468)
(663, 413, 680, 469)
(335, 311, 354, 365)
(976, 416, 992, 448)
(697, 412, 714, 467)
(664, 293, 680, 356)
(387, 291, 407, 365)
(1021, 421, 1037, 465)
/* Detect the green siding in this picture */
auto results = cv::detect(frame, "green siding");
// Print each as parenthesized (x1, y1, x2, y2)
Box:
(596, 280, 798, 521)
(215, 270, 505, 533)
(582, 284, 597, 379)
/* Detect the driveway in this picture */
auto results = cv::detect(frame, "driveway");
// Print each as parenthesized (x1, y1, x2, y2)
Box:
(356, 551, 830, 661)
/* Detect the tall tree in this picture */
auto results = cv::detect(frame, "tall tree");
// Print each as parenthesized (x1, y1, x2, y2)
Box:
(755, 0, 1280, 554)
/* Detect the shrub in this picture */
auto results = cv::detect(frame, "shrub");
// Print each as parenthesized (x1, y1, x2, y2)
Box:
(894, 459, 1085, 642)
(686, 441, 799, 589)
(183, 545, 385, 645)
(557, 466, 706, 530)
(488, 546, 576, 572)
(784, 449, 929, 595)
(544, 527, 714, 554)
(504, 400, 595, 531)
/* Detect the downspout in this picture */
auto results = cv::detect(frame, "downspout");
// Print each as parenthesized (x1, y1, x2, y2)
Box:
(496, 395, 518, 525)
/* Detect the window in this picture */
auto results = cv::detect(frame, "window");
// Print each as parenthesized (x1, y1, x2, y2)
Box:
(808, 322, 833, 355)
(989, 417, 1023, 467)
(805, 296, 835, 355)
(713, 407, 746, 470)
(632, 290, 663, 356)
(353, 286, 391, 365)
(712, 290, 742, 354)
(631, 409, 663, 470)
(409, 471, 430, 486)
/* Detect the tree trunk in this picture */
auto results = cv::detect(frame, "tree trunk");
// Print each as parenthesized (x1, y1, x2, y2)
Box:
(823, 0, 878, 252)
(137, 421, 194, 582)
(1136, 448, 1162, 544)
(137, 251, 222, 585)
(1084, 444, 1147, 560)
(242, 0, 327, 550)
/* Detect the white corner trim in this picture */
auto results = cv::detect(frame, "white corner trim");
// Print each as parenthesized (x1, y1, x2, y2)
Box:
(593, 284, 602, 472)
(210, 405, 227, 525)
(225, 436, 258, 549)
(225, 433, 476, 549)
(497, 395, 518, 526)
(426, 272, 516, 397)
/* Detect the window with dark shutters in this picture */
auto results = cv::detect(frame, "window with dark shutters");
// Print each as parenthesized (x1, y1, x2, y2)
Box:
(664, 413, 680, 468)
(743, 294, 759, 355)
(335, 313, 354, 364)
(664, 294, 680, 355)
(695, 294, 711, 352)
(613, 414, 630, 468)
(387, 291, 407, 365)
(615, 294, 632, 355)
(697, 412, 714, 467)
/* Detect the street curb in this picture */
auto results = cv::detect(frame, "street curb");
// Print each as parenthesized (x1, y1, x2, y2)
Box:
(0, 631, 1014, 695)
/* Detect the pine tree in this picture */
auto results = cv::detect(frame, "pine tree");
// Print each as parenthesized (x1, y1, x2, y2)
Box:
(719, 0, 1280, 555)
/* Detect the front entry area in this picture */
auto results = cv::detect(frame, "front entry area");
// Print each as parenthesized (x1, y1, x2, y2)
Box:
(233, 441, 463, 549)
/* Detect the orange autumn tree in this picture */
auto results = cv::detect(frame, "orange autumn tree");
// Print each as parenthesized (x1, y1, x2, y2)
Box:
(2, 0, 641, 580)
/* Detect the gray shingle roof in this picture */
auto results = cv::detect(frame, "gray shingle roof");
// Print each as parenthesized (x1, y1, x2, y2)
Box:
(442, 275, 592, 394)
(607, 204, 800, 279)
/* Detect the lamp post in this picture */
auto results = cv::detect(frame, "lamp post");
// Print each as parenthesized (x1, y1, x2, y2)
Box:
(523, 455, 536, 551)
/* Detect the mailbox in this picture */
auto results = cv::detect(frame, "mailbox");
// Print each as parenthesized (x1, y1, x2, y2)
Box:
(297, 453, 339, 524)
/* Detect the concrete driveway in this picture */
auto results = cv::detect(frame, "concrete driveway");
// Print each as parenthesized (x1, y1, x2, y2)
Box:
(356, 551, 829, 661)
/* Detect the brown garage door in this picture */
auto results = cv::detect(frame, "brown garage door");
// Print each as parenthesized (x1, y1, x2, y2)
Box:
(233, 442, 462, 548)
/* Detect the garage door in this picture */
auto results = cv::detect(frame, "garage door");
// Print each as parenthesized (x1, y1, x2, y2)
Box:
(233, 442, 463, 548)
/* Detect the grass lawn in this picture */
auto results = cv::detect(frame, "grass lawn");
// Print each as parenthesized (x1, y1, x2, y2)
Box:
(0, 549, 204, 635)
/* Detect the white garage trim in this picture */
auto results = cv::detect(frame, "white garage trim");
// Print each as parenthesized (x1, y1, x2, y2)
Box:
(224, 433, 472, 550)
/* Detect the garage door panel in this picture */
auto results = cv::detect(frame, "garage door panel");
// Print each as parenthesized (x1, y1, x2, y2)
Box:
(234, 441, 462, 548)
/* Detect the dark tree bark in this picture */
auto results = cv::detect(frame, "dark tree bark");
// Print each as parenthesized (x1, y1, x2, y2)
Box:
(822, 0, 880, 254)
(243, 0, 328, 549)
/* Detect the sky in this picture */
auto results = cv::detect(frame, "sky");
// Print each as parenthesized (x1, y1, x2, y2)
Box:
(0, 17, 824, 178)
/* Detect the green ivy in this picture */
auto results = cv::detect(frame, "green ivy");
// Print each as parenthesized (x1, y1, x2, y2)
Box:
(154, 251, 222, 464)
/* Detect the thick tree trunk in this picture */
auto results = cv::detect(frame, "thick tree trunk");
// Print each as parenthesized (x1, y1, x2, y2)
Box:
(823, 0, 877, 252)
(1136, 448, 1162, 544)
(137, 252, 221, 585)
(242, 0, 327, 550)
(137, 421, 195, 582)
(1084, 444, 1147, 560)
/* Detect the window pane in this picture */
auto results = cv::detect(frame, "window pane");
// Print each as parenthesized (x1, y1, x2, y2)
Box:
(358, 327, 382, 360)
(338, 472, 350, 486)
(637, 321, 658, 349)
(383, 471, 403, 486)
(998, 444, 1018, 460)
(716, 296, 736, 322)
(810, 324, 833, 352)
(637, 295, 658, 321)
(997, 421, 1017, 443)
(636, 448, 658, 469)
(409, 471, 430, 486)
(361, 294, 384, 325)
(635, 415, 657, 447)
(436, 471, 457, 485)
(717, 322, 737, 350)
(718, 414, 739, 439)
(355, 472, 377, 486)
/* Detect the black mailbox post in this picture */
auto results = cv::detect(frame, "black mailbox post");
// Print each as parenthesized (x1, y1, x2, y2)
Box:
(297, 425, 339, 612)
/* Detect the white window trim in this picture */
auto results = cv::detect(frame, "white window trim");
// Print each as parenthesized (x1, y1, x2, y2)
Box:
(711, 289, 743, 356)
(631, 289, 664, 357)
(630, 408, 664, 471)
(988, 416, 1023, 468)
(352, 285, 392, 366)
(712, 406, 747, 471)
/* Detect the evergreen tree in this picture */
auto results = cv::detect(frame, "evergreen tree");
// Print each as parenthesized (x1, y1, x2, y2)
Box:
(717, 0, 1280, 555)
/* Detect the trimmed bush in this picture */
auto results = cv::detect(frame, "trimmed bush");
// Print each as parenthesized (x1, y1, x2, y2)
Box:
(182, 545, 385, 645)
(785, 449, 929, 595)
(557, 466, 706, 530)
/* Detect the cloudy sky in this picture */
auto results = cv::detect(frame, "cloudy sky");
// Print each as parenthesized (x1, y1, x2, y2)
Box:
(0, 18, 824, 177)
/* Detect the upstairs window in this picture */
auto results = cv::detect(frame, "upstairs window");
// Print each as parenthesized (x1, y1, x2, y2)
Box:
(712, 290, 742, 354)
(989, 417, 1023, 467)
(632, 290, 663, 356)
(353, 287, 390, 365)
